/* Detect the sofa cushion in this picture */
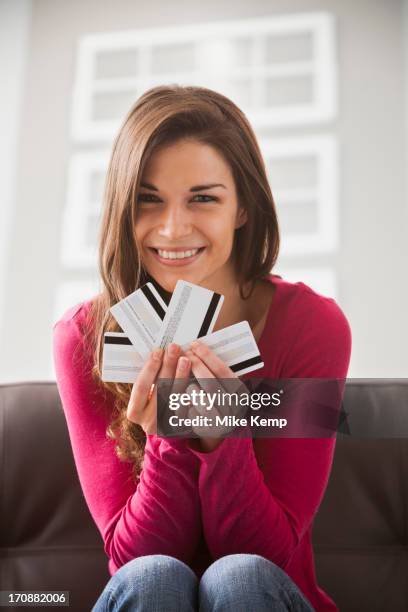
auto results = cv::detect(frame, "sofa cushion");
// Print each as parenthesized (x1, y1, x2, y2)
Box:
(1, 380, 407, 611)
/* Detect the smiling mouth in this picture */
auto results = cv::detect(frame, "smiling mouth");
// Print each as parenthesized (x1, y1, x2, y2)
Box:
(148, 247, 206, 261)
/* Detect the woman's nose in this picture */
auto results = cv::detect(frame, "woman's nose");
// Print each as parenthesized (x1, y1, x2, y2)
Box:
(157, 205, 193, 240)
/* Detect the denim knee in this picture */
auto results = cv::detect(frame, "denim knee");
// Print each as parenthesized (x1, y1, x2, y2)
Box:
(92, 554, 198, 612)
(199, 553, 315, 612)
(111, 553, 197, 587)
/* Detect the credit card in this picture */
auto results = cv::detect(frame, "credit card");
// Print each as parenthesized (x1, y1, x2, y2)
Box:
(101, 332, 144, 383)
(181, 320, 264, 377)
(110, 282, 167, 356)
(155, 280, 224, 349)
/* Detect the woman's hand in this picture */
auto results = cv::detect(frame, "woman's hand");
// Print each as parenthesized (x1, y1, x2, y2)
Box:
(184, 340, 249, 452)
(126, 339, 248, 450)
(126, 343, 191, 435)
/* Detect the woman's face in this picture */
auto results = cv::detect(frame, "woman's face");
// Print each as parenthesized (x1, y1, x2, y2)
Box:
(134, 138, 247, 293)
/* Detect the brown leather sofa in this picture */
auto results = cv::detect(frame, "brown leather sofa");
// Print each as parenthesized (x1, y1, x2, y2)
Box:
(1, 380, 407, 611)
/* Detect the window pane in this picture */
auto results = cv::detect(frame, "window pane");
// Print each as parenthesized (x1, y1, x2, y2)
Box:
(95, 48, 140, 79)
(278, 200, 317, 234)
(264, 75, 313, 106)
(265, 32, 314, 63)
(267, 156, 317, 190)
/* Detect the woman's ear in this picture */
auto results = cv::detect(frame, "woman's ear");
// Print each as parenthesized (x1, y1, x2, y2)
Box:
(235, 206, 248, 229)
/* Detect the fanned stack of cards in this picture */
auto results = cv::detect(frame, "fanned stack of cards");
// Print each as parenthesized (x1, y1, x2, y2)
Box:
(102, 279, 264, 383)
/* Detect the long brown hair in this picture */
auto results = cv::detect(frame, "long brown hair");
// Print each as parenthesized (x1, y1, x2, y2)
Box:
(84, 84, 280, 481)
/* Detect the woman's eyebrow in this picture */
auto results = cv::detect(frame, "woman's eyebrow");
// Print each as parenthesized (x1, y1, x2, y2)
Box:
(190, 183, 227, 192)
(140, 182, 226, 192)
(140, 182, 159, 191)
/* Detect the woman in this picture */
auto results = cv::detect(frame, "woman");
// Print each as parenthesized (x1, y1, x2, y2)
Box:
(53, 85, 352, 611)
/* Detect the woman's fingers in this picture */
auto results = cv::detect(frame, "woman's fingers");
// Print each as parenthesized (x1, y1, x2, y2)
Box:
(127, 347, 164, 423)
(187, 341, 247, 394)
(159, 343, 182, 379)
(184, 347, 225, 397)
(185, 348, 213, 377)
(184, 382, 213, 437)
(171, 355, 192, 398)
(158, 343, 189, 415)
(127, 341, 247, 434)
(127, 343, 192, 430)
(185, 344, 249, 424)
(160, 344, 193, 400)
(172, 355, 192, 392)
(169, 355, 193, 423)
(174, 355, 191, 380)
(188, 340, 235, 378)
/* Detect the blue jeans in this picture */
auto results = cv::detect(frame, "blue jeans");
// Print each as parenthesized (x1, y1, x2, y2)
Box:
(91, 553, 315, 611)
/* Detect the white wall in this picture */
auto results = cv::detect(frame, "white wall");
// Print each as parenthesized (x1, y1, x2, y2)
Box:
(0, 0, 32, 344)
(0, 0, 407, 381)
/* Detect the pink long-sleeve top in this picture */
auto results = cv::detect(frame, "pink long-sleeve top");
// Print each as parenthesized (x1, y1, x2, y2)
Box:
(53, 273, 352, 612)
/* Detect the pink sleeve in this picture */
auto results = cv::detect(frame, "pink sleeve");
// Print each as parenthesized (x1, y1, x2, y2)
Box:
(53, 307, 202, 571)
(185, 293, 352, 569)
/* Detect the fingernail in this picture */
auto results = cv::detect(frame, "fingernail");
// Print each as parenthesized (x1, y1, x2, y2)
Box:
(167, 343, 180, 357)
(190, 340, 200, 349)
(179, 356, 190, 370)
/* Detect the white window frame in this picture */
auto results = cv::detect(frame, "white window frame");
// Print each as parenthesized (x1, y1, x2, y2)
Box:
(60, 151, 110, 268)
(260, 135, 339, 255)
(71, 11, 337, 142)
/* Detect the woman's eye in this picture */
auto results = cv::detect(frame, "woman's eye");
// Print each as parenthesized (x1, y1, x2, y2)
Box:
(192, 195, 217, 203)
(136, 193, 218, 204)
(137, 194, 160, 203)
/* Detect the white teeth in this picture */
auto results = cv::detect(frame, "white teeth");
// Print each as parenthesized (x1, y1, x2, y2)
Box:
(156, 248, 200, 259)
